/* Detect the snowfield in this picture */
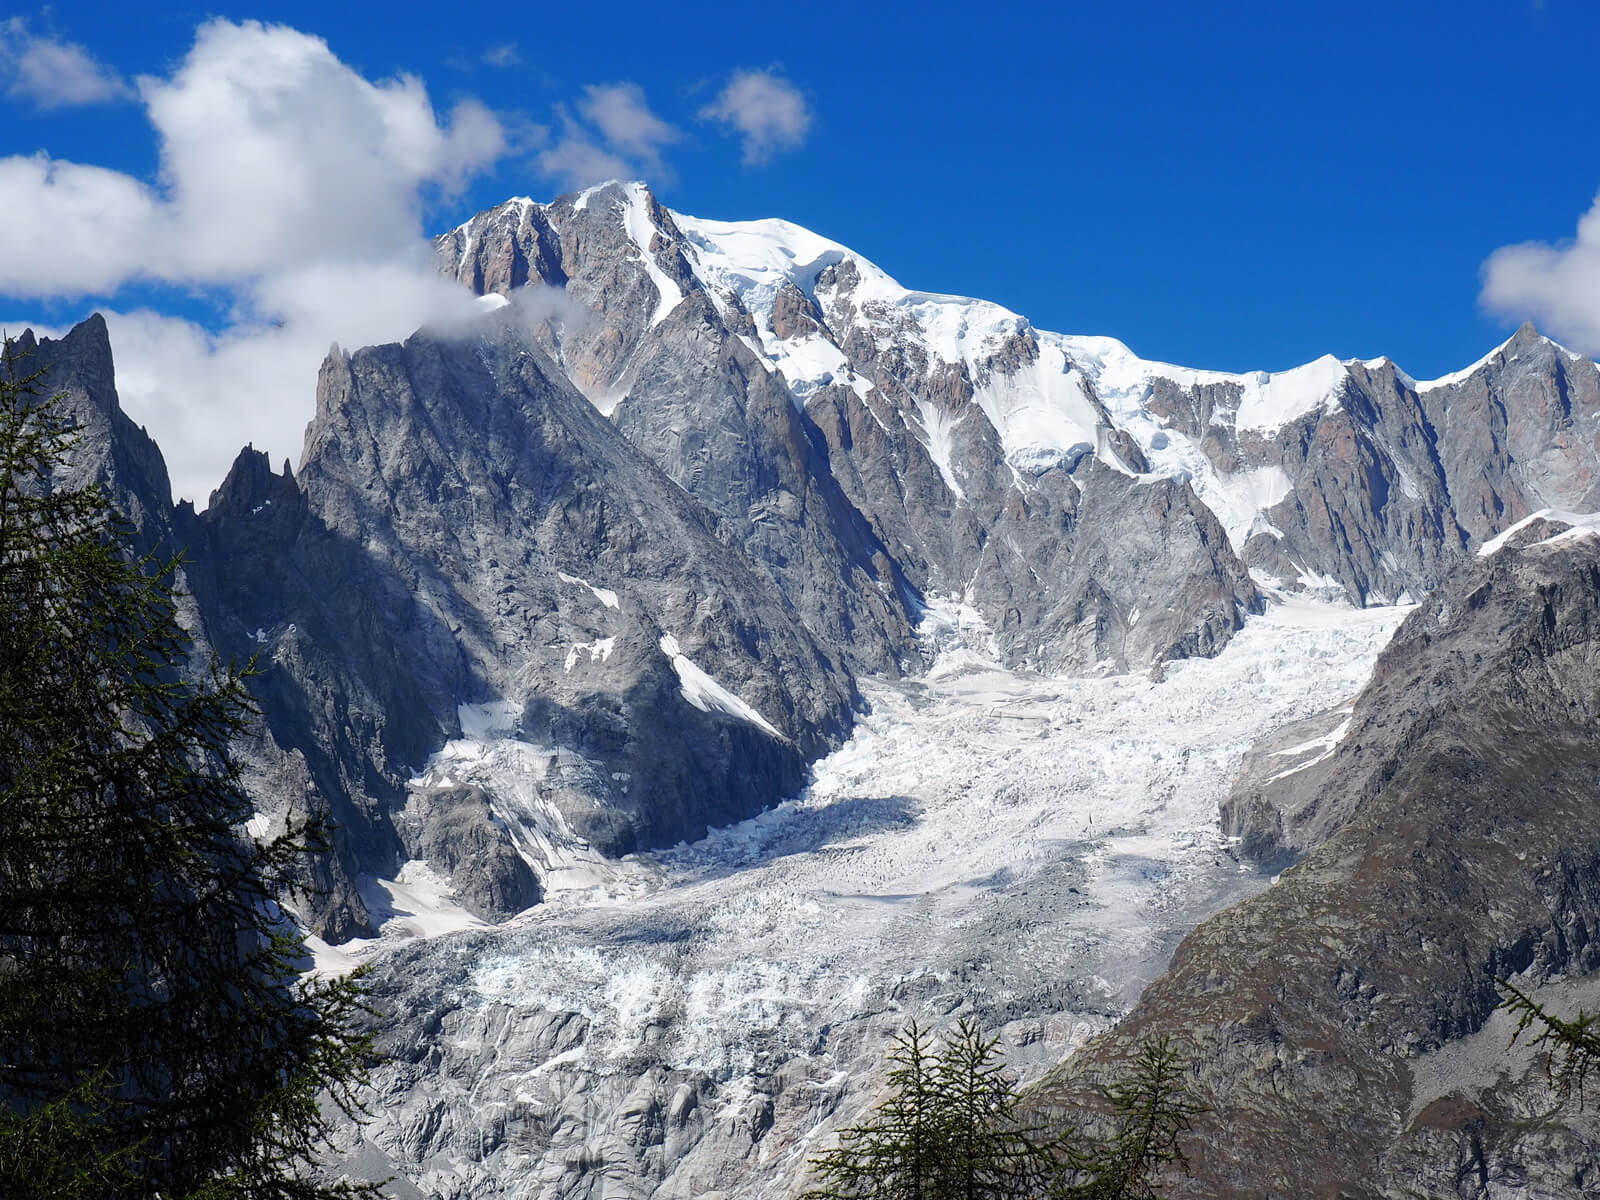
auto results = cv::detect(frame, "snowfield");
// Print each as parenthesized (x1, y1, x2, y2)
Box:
(331, 596, 1408, 1197)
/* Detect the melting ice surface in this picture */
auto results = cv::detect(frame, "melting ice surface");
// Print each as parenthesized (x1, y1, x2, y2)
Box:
(331, 596, 1410, 1195)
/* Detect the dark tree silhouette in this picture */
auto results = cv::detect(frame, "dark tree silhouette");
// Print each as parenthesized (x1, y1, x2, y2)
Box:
(804, 1018, 1204, 1200)
(0, 337, 379, 1198)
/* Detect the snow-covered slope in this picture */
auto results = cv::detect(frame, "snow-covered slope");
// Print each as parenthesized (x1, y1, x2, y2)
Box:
(447, 187, 1600, 644)
(678, 208, 1332, 520)
(676, 209, 1335, 547)
(671, 207, 1600, 605)
(565, 189, 1598, 614)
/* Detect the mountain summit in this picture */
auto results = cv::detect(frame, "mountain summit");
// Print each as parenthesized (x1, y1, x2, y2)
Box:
(440, 182, 1600, 621)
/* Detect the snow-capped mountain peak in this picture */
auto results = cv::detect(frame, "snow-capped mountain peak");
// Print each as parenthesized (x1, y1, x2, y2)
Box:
(434, 179, 1600, 628)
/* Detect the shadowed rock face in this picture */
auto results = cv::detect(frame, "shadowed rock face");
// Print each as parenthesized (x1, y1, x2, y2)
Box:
(1030, 528, 1600, 1198)
(11, 312, 864, 940)
(188, 322, 857, 938)
(8, 316, 184, 559)
(6, 321, 389, 939)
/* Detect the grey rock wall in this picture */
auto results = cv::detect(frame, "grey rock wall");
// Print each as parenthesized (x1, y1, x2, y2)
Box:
(190, 320, 858, 936)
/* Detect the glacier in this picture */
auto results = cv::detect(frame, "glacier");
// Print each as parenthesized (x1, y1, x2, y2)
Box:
(328, 594, 1406, 1195)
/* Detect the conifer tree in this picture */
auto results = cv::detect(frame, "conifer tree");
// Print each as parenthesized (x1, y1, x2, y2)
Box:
(804, 1020, 949, 1199)
(803, 1018, 1059, 1199)
(804, 1018, 1204, 1200)
(1500, 980, 1600, 1103)
(935, 1018, 1060, 1199)
(0, 336, 380, 1198)
(1061, 1036, 1205, 1200)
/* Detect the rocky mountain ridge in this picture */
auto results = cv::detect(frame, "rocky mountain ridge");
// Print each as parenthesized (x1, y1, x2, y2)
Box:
(21, 181, 1600, 950)
(437, 182, 1263, 677)
(439, 182, 1600, 625)
(17, 183, 1600, 1198)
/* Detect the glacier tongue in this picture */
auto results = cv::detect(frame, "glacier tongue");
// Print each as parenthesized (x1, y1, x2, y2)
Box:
(334, 597, 1408, 1198)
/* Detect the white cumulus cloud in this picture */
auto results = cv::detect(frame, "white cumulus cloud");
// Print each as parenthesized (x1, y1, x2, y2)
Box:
(137, 19, 502, 284)
(1, 18, 131, 109)
(701, 70, 811, 165)
(1481, 190, 1600, 354)
(0, 155, 160, 295)
(0, 18, 507, 504)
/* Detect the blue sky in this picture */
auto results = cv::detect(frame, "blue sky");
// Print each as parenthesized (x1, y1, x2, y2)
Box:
(2, 1, 1598, 499)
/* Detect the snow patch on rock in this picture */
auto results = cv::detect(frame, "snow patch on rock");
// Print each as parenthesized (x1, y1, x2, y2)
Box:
(557, 570, 620, 609)
(619, 181, 683, 328)
(1478, 508, 1600, 558)
(659, 633, 783, 738)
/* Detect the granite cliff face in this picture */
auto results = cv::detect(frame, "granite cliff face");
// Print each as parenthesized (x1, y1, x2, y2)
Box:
(13, 313, 864, 942)
(1143, 323, 1600, 608)
(7, 317, 191, 572)
(441, 188, 920, 677)
(188, 320, 858, 939)
(1032, 522, 1600, 1197)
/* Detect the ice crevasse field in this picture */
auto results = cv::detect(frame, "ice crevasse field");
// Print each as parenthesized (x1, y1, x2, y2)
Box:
(308, 589, 1408, 1157)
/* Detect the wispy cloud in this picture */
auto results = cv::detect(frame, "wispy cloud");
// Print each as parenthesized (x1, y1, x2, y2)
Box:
(537, 120, 636, 192)
(1, 17, 131, 109)
(1481, 190, 1600, 353)
(579, 83, 679, 168)
(483, 42, 519, 68)
(537, 83, 680, 190)
(701, 69, 811, 165)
